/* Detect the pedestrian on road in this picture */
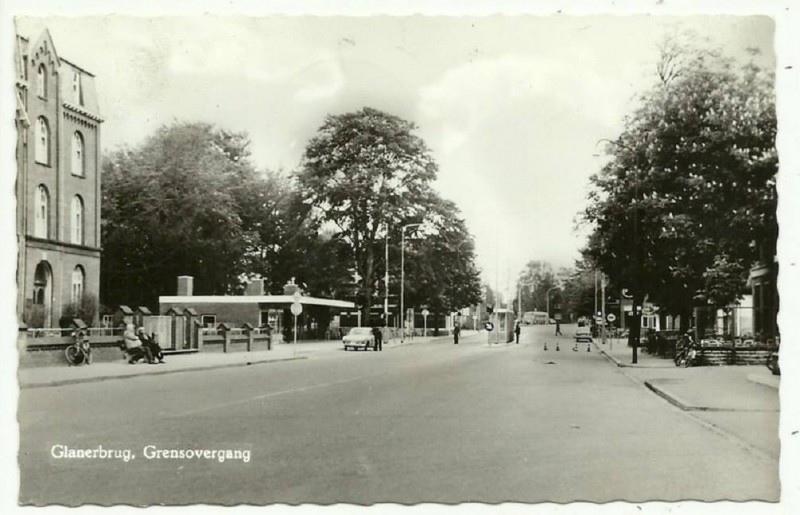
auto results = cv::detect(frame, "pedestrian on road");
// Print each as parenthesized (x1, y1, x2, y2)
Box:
(372, 326, 383, 351)
(453, 324, 461, 344)
(514, 322, 521, 344)
(555, 320, 563, 336)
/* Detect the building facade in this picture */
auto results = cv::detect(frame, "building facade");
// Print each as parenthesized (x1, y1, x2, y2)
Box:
(15, 30, 103, 327)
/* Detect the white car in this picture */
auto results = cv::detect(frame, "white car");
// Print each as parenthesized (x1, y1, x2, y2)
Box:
(575, 325, 593, 343)
(343, 327, 376, 351)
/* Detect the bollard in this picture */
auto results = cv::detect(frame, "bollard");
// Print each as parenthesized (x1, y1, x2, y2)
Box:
(573, 344, 577, 352)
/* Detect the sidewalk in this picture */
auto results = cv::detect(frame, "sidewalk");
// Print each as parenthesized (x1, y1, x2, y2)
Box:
(18, 332, 459, 389)
(593, 338, 780, 412)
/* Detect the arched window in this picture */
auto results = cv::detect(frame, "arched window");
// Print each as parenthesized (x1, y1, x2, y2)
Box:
(35, 117, 49, 165)
(37, 64, 47, 98)
(72, 132, 85, 176)
(71, 195, 84, 245)
(71, 266, 85, 304)
(34, 185, 49, 238)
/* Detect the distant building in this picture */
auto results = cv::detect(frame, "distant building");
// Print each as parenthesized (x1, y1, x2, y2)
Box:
(749, 239, 779, 341)
(15, 30, 103, 326)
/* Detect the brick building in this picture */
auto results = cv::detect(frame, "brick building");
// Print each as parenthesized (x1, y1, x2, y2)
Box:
(15, 30, 103, 327)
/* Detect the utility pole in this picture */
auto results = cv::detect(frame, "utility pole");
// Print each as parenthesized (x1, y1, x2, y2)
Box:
(601, 273, 607, 348)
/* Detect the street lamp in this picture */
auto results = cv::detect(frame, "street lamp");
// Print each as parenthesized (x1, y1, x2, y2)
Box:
(546, 286, 560, 324)
(400, 223, 421, 343)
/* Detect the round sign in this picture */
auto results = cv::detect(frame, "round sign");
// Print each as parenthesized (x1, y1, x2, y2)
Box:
(484, 322, 495, 332)
(606, 313, 617, 322)
(290, 302, 303, 316)
(422, 309, 430, 317)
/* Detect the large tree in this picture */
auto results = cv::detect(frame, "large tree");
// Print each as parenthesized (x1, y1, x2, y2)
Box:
(101, 122, 334, 310)
(297, 107, 438, 323)
(402, 197, 483, 319)
(101, 123, 250, 308)
(583, 38, 777, 345)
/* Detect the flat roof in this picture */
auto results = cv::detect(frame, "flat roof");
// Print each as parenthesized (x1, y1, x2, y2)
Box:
(159, 295, 356, 309)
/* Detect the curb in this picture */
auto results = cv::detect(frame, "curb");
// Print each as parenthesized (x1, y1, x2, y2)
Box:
(20, 356, 308, 389)
(644, 380, 700, 411)
(641, 380, 772, 413)
(747, 373, 780, 390)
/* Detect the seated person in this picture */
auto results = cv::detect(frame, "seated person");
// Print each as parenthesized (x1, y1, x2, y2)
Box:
(137, 327, 165, 363)
(123, 323, 154, 364)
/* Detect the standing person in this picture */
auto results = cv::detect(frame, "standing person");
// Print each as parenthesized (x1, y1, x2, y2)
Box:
(514, 321, 521, 344)
(372, 326, 383, 351)
(453, 324, 461, 344)
(555, 319, 563, 336)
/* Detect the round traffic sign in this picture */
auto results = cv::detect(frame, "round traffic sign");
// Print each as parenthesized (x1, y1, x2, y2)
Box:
(484, 322, 495, 332)
(422, 309, 430, 317)
(606, 313, 617, 323)
(290, 302, 303, 316)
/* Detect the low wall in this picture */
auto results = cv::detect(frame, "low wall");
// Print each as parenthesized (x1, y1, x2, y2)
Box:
(699, 348, 771, 366)
(19, 336, 125, 368)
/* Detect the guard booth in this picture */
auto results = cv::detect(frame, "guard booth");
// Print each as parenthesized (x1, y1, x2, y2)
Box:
(487, 308, 515, 344)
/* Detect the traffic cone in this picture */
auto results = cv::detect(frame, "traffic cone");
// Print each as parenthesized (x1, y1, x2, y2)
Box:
(572, 344, 578, 352)
(587, 343, 591, 352)
(556, 342, 560, 351)
(544, 341, 548, 351)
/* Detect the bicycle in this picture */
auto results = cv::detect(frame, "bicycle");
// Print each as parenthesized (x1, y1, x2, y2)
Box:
(65, 329, 92, 366)
(674, 332, 697, 368)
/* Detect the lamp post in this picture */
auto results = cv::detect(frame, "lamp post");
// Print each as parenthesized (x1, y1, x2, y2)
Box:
(546, 286, 560, 324)
(400, 223, 421, 343)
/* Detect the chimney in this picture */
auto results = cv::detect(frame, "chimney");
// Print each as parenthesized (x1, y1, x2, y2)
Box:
(245, 278, 264, 296)
(177, 276, 194, 296)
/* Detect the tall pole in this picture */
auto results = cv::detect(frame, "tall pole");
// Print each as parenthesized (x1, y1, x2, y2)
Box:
(384, 232, 389, 334)
(401, 229, 405, 343)
(601, 273, 607, 348)
(400, 223, 420, 343)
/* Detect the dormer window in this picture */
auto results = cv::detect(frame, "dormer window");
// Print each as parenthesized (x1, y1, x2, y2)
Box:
(36, 64, 47, 98)
(72, 71, 83, 105)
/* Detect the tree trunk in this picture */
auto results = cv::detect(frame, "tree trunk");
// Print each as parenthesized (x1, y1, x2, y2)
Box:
(361, 250, 375, 326)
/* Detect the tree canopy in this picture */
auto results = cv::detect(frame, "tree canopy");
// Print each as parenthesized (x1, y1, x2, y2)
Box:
(583, 39, 776, 328)
(298, 107, 481, 323)
(101, 122, 340, 310)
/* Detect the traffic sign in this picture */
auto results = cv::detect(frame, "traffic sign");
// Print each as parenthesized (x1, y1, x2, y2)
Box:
(421, 309, 430, 317)
(485, 322, 495, 332)
(606, 313, 617, 323)
(290, 302, 303, 316)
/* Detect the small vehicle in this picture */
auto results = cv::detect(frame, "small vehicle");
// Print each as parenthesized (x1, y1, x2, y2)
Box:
(65, 329, 92, 366)
(767, 346, 780, 376)
(343, 327, 376, 351)
(674, 332, 699, 368)
(574, 325, 593, 342)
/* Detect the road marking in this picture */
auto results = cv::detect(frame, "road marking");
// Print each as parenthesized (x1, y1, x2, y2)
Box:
(171, 371, 388, 417)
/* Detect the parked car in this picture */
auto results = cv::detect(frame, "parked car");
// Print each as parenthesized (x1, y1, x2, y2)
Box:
(343, 327, 376, 351)
(575, 325, 593, 343)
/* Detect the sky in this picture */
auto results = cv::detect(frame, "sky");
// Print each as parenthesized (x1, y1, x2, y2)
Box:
(12, 14, 777, 301)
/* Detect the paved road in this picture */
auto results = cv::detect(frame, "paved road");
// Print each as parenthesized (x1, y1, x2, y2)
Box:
(19, 325, 779, 505)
